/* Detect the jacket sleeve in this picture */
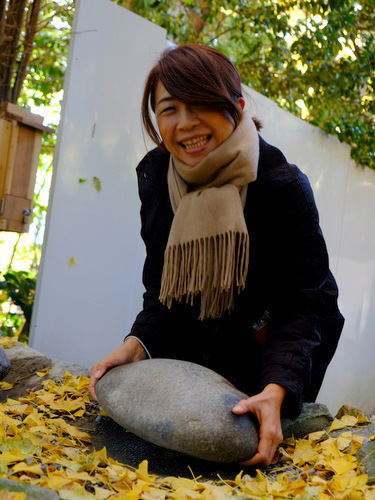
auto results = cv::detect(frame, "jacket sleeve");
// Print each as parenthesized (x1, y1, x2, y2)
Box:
(255, 162, 342, 415)
(126, 149, 174, 354)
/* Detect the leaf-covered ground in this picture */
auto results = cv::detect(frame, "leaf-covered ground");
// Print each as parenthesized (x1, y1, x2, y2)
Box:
(1, 336, 375, 499)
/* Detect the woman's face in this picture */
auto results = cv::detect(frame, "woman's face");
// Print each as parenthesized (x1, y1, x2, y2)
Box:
(155, 81, 244, 167)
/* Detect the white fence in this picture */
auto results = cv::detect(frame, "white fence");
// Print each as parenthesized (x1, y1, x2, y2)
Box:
(30, 0, 375, 415)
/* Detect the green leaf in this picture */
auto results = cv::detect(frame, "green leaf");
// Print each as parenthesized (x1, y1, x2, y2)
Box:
(93, 176, 102, 192)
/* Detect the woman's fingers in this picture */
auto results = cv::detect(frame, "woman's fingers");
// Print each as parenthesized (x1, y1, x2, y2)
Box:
(232, 384, 285, 466)
(240, 420, 282, 466)
(89, 364, 107, 401)
(88, 338, 147, 402)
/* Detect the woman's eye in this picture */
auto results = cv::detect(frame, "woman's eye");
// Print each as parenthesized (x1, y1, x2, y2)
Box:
(160, 106, 175, 115)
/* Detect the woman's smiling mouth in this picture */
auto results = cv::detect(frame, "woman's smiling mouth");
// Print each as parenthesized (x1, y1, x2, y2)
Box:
(180, 135, 211, 151)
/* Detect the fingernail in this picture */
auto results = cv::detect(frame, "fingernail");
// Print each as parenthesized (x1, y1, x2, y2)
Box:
(234, 404, 244, 411)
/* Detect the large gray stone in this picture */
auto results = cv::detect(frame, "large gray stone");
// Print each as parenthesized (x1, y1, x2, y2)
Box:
(0, 345, 11, 380)
(96, 358, 259, 463)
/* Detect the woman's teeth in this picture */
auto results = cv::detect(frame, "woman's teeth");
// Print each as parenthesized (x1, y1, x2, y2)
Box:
(181, 136, 209, 150)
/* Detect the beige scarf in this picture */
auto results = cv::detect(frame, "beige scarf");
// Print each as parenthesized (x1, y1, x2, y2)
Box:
(159, 111, 259, 320)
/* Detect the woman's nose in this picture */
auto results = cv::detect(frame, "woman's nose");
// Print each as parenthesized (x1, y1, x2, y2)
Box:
(177, 106, 200, 129)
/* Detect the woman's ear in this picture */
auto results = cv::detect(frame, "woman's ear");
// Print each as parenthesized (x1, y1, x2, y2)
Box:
(238, 97, 245, 111)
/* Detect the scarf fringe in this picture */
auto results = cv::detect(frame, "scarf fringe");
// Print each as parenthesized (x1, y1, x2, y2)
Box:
(159, 231, 249, 320)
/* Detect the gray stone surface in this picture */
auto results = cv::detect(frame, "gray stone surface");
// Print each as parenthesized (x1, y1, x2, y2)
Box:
(357, 439, 375, 484)
(281, 402, 333, 439)
(48, 358, 90, 379)
(0, 345, 11, 380)
(96, 358, 259, 463)
(0, 477, 59, 499)
(0, 342, 89, 402)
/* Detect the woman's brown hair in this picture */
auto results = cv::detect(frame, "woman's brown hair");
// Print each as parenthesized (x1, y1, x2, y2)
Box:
(142, 44, 247, 149)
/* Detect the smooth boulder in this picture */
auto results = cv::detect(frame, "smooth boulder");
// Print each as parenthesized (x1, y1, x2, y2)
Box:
(96, 358, 259, 463)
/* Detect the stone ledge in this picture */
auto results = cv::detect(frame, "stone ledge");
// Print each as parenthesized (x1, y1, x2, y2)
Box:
(1, 341, 89, 402)
(0, 477, 58, 499)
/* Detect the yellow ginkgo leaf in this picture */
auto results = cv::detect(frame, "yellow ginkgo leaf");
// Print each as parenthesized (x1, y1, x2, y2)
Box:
(0, 381, 14, 391)
(136, 460, 157, 483)
(58, 484, 94, 500)
(309, 430, 327, 442)
(337, 435, 352, 452)
(201, 484, 230, 500)
(40, 474, 72, 490)
(36, 393, 55, 406)
(36, 367, 50, 377)
(12, 461, 44, 475)
(329, 418, 348, 432)
(335, 405, 369, 423)
(49, 398, 85, 414)
(93, 486, 112, 500)
(173, 488, 201, 500)
(73, 409, 85, 417)
(0, 336, 18, 348)
(76, 375, 90, 390)
(23, 412, 43, 427)
(340, 415, 359, 427)
(0, 415, 22, 428)
(162, 476, 198, 491)
(4, 398, 20, 406)
(326, 455, 357, 475)
(0, 447, 28, 466)
(0, 491, 27, 500)
(293, 439, 319, 465)
(69, 256, 76, 267)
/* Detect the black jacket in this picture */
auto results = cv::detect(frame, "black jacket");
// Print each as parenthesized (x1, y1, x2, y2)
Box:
(128, 136, 344, 417)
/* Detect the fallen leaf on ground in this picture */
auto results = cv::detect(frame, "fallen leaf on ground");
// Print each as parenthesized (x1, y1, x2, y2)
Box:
(0, 371, 375, 499)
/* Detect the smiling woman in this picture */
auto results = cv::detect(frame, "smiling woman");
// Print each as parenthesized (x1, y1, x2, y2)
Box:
(154, 80, 241, 167)
(89, 44, 344, 467)
(141, 45, 245, 149)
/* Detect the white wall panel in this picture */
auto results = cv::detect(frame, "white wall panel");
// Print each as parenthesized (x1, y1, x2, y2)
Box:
(30, 0, 168, 367)
(245, 90, 350, 275)
(318, 165, 375, 413)
(31, 0, 375, 414)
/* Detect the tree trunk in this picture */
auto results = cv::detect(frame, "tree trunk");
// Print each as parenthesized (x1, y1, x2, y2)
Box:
(11, 0, 41, 102)
(0, 0, 28, 106)
(0, 0, 7, 46)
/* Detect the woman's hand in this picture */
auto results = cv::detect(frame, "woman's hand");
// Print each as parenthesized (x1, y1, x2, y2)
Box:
(232, 383, 286, 466)
(89, 337, 147, 401)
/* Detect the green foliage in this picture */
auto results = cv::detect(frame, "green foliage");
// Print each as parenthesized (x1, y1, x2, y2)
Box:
(0, 270, 36, 343)
(1, 0, 373, 285)
(115, 0, 374, 169)
(0, 1, 72, 279)
(0, 0, 74, 108)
